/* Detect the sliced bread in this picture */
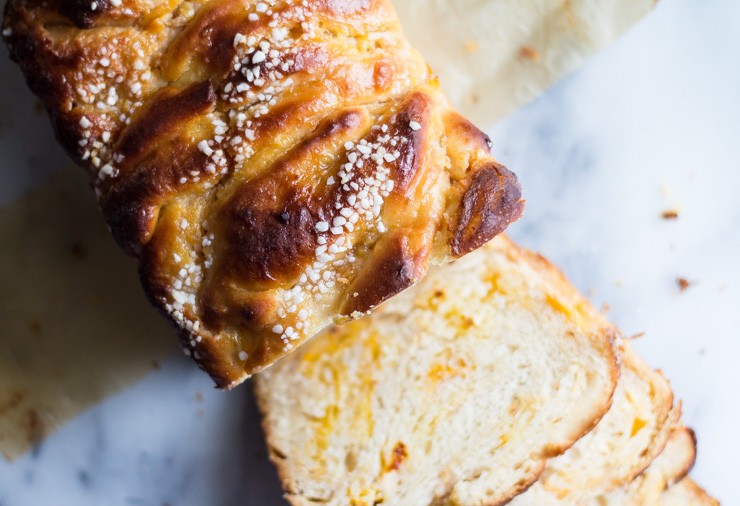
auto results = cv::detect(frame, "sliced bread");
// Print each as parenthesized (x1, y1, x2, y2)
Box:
(254, 236, 618, 506)
(510, 344, 677, 504)
(586, 427, 697, 505)
(658, 478, 720, 506)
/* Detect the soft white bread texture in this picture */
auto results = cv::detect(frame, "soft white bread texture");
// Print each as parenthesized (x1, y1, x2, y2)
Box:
(254, 236, 618, 506)
(659, 478, 720, 506)
(511, 344, 677, 505)
(587, 427, 696, 505)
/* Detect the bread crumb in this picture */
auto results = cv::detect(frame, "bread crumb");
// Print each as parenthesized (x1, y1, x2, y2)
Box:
(465, 93, 480, 105)
(676, 277, 692, 292)
(519, 45, 540, 61)
(627, 331, 646, 340)
(661, 209, 679, 220)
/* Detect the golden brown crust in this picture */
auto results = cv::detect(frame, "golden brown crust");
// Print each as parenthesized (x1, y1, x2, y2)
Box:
(340, 230, 428, 315)
(3, 0, 523, 387)
(661, 478, 720, 506)
(672, 428, 698, 486)
(452, 161, 524, 256)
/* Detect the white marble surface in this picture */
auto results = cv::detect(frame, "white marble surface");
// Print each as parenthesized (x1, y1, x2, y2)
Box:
(1, 0, 738, 504)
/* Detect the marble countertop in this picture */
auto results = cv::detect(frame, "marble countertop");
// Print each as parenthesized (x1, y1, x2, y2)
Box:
(1, 0, 738, 504)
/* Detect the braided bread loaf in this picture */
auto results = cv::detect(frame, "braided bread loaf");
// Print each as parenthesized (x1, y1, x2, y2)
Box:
(3, 0, 523, 387)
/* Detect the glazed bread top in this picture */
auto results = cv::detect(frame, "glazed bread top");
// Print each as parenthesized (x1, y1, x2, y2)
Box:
(2, 0, 523, 387)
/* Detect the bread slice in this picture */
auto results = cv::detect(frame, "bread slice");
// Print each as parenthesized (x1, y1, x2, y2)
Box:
(585, 427, 696, 505)
(659, 479, 720, 506)
(510, 344, 677, 504)
(254, 236, 618, 506)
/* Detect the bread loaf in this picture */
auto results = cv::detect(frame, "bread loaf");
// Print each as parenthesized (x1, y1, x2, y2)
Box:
(2, 0, 522, 387)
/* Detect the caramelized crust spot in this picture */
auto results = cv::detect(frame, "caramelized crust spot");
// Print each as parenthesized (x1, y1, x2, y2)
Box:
(117, 81, 217, 163)
(101, 142, 209, 254)
(342, 232, 427, 315)
(451, 162, 524, 257)
(162, 0, 258, 81)
(215, 109, 369, 287)
(57, 0, 112, 27)
(389, 92, 432, 193)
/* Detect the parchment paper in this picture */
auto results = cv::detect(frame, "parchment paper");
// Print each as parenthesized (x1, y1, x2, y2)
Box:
(394, 0, 657, 125)
(0, 0, 656, 459)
